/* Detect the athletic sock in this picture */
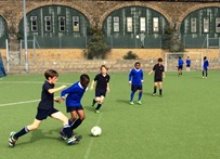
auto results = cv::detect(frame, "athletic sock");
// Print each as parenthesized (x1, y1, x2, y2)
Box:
(92, 99, 96, 106)
(63, 125, 73, 138)
(130, 91, 135, 102)
(70, 119, 82, 130)
(153, 86, 157, 94)
(96, 104, 102, 110)
(14, 127, 29, 139)
(159, 89, 163, 96)
(138, 92, 142, 101)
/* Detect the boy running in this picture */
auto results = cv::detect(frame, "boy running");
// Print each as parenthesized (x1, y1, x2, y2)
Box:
(8, 69, 77, 147)
(90, 65, 110, 113)
(149, 58, 165, 96)
(128, 62, 144, 105)
(57, 74, 90, 140)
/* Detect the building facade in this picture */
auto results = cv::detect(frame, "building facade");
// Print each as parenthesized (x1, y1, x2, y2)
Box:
(0, 0, 219, 49)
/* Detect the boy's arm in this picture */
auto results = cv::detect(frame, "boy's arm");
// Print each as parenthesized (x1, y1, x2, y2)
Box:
(128, 69, 132, 84)
(48, 85, 66, 94)
(148, 70, 153, 75)
(107, 83, 110, 92)
(90, 80, 96, 90)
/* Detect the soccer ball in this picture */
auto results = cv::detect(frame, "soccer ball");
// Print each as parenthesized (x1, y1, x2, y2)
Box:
(91, 126, 102, 137)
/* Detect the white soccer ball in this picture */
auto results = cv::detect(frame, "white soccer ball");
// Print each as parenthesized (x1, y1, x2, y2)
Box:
(91, 126, 102, 137)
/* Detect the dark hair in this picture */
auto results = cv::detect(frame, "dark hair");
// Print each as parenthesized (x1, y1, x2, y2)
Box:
(134, 62, 141, 66)
(179, 56, 182, 59)
(203, 56, 207, 60)
(100, 65, 108, 70)
(44, 69, 59, 79)
(80, 73, 90, 82)
(158, 58, 163, 62)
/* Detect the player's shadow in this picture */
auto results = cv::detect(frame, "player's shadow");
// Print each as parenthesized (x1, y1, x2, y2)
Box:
(116, 99, 129, 104)
(16, 128, 63, 146)
(84, 105, 96, 112)
(143, 92, 154, 97)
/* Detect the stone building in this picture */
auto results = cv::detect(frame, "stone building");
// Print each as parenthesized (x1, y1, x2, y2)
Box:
(0, 0, 219, 73)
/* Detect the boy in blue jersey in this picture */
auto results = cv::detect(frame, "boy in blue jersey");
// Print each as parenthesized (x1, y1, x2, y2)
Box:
(57, 74, 90, 139)
(129, 62, 144, 105)
(8, 69, 77, 147)
(178, 56, 184, 76)
(186, 56, 191, 72)
(202, 56, 209, 79)
(90, 65, 110, 113)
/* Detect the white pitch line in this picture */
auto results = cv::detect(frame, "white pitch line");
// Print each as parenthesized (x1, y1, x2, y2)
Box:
(0, 99, 39, 107)
(84, 114, 103, 159)
(0, 81, 73, 85)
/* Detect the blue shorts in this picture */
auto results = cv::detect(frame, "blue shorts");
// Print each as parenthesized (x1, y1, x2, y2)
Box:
(66, 106, 83, 112)
(178, 66, 183, 70)
(35, 108, 58, 120)
(95, 89, 106, 97)
(131, 85, 142, 92)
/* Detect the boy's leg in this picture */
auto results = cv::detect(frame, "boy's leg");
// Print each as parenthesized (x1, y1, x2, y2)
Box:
(130, 85, 136, 104)
(70, 110, 85, 130)
(51, 112, 72, 138)
(9, 119, 41, 147)
(206, 69, 208, 77)
(202, 70, 205, 77)
(92, 98, 96, 107)
(96, 96, 104, 111)
(153, 83, 157, 95)
(138, 89, 143, 104)
(159, 82, 163, 96)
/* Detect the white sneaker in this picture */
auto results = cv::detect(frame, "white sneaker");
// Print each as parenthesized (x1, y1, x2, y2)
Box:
(8, 132, 17, 147)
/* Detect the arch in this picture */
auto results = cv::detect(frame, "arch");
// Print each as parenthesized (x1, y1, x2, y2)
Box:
(17, 2, 92, 26)
(18, 4, 91, 48)
(100, 2, 172, 28)
(177, 3, 220, 29)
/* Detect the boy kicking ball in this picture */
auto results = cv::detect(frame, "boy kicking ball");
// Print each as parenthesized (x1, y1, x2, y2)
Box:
(8, 69, 78, 147)
(56, 74, 90, 140)
(149, 58, 165, 96)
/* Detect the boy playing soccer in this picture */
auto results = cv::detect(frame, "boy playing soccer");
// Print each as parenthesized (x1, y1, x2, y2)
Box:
(177, 56, 184, 76)
(8, 69, 77, 147)
(90, 65, 110, 113)
(149, 58, 165, 96)
(186, 56, 191, 72)
(57, 74, 90, 139)
(128, 62, 144, 105)
(202, 56, 209, 79)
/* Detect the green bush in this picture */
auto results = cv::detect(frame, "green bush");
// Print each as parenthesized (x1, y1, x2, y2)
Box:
(123, 51, 138, 60)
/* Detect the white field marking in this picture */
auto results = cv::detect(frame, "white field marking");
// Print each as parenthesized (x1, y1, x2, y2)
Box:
(84, 114, 103, 159)
(0, 99, 40, 107)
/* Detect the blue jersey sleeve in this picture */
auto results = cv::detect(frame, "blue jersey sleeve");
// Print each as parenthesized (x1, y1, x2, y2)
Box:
(61, 84, 77, 97)
(129, 69, 133, 81)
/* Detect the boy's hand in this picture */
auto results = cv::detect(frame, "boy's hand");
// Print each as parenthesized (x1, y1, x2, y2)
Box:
(54, 97, 64, 103)
(107, 87, 110, 92)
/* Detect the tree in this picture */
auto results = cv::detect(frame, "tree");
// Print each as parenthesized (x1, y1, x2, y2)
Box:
(84, 26, 111, 59)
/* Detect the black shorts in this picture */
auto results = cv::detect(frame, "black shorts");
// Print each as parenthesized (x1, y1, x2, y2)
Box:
(95, 89, 106, 97)
(66, 106, 84, 112)
(178, 66, 183, 70)
(154, 78, 163, 82)
(186, 65, 190, 67)
(131, 85, 142, 92)
(35, 108, 58, 120)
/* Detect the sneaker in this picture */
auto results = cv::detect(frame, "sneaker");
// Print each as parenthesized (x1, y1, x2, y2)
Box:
(8, 132, 17, 147)
(202, 76, 205, 79)
(137, 101, 142, 105)
(152, 93, 156, 96)
(60, 130, 68, 141)
(129, 101, 134, 105)
(95, 110, 100, 114)
(66, 135, 81, 145)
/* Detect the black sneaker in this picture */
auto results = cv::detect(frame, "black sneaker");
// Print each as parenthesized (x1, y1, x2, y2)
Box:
(8, 132, 17, 147)
(66, 135, 82, 145)
(60, 130, 68, 141)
